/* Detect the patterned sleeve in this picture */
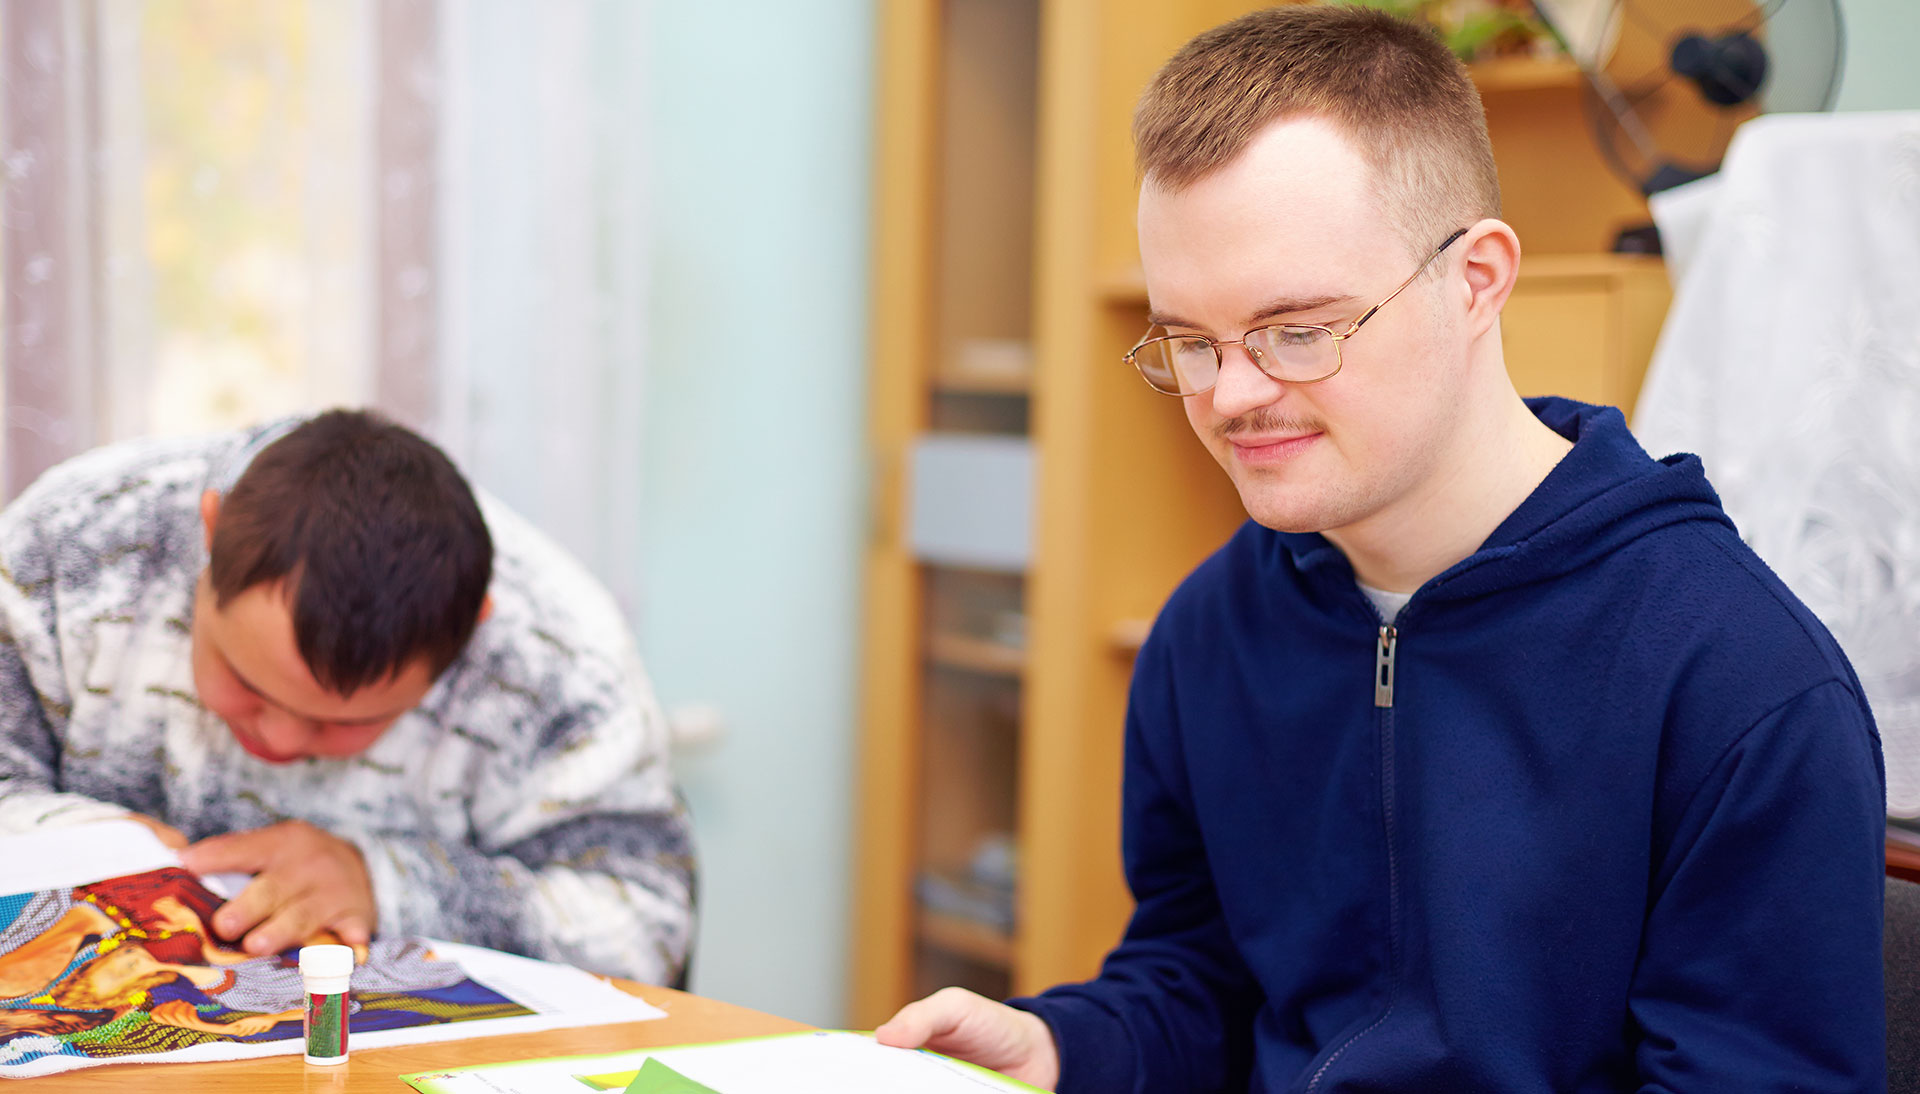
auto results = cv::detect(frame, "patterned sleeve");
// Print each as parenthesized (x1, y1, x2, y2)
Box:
(0, 470, 140, 834)
(353, 640, 695, 985)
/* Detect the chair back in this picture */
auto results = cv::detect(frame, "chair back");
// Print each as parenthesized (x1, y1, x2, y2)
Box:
(1888, 877, 1920, 1092)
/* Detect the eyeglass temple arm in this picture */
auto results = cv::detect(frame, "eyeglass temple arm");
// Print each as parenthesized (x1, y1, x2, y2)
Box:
(1341, 227, 1472, 337)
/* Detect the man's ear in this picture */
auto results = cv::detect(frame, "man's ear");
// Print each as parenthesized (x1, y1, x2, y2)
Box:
(1458, 218, 1522, 341)
(199, 490, 221, 552)
(477, 595, 494, 625)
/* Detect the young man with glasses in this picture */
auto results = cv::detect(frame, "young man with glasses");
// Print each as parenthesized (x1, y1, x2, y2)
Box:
(880, 6, 1885, 1091)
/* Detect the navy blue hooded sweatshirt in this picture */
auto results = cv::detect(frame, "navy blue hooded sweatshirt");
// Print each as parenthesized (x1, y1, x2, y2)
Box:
(1014, 399, 1886, 1093)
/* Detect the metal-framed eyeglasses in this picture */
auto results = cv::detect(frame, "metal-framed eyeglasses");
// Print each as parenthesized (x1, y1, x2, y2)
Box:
(1123, 227, 1470, 397)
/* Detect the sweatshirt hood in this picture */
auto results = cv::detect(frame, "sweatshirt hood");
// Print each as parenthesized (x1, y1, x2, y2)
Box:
(1275, 397, 1735, 604)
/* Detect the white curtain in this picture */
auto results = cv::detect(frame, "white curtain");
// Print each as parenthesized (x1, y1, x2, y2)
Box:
(433, 0, 649, 614)
(0, 0, 649, 611)
(1634, 112, 1920, 815)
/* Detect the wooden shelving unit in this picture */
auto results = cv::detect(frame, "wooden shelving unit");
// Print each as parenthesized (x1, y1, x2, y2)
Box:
(853, 0, 1672, 1029)
(1467, 54, 1582, 92)
(931, 374, 1033, 397)
(1107, 618, 1151, 655)
(928, 633, 1027, 679)
(918, 909, 1017, 968)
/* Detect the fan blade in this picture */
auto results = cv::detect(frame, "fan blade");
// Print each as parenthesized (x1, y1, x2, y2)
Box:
(1586, 64, 1665, 163)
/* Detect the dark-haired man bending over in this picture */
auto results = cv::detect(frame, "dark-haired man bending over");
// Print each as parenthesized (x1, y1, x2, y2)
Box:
(0, 411, 692, 983)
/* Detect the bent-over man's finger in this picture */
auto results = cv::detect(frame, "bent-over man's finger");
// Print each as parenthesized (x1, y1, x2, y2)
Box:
(242, 898, 329, 957)
(207, 873, 284, 943)
(180, 828, 276, 876)
(329, 912, 373, 948)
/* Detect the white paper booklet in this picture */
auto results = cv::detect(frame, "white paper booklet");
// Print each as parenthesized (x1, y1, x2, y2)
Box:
(403, 1029, 1044, 1093)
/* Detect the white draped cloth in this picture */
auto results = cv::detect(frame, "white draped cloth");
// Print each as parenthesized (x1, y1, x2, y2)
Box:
(1634, 112, 1920, 815)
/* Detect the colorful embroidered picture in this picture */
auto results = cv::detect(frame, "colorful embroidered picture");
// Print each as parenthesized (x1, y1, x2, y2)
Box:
(0, 865, 530, 1074)
(0, 821, 665, 1078)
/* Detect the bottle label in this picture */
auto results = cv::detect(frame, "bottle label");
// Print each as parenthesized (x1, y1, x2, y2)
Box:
(305, 991, 347, 1060)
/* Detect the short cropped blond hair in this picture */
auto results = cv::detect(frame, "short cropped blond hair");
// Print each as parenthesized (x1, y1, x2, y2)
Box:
(1135, 4, 1500, 257)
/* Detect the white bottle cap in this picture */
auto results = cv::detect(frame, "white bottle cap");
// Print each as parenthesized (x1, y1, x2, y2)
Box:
(299, 944, 355, 983)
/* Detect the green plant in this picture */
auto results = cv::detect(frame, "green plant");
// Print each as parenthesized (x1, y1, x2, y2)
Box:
(1342, 0, 1558, 61)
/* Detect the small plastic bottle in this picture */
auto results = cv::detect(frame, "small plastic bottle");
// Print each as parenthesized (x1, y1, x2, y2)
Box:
(299, 944, 354, 1065)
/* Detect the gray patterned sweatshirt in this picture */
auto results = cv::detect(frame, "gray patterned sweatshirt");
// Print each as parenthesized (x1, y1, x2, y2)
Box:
(0, 426, 693, 983)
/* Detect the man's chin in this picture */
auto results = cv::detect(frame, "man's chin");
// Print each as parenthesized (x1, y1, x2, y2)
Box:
(1248, 510, 1330, 534)
(1234, 482, 1337, 535)
(230, 729, 302, 765)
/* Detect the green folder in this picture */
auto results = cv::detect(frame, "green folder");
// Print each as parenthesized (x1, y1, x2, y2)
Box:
(622, 1057, 723, 1094)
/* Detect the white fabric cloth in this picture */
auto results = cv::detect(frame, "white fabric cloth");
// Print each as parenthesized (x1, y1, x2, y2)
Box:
(1633, 111, 1920, 814)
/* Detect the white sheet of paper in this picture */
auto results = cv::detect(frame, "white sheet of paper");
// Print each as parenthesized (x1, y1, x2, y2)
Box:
(405, 1031, 1040, 1094)
(0, 817, 178, 891)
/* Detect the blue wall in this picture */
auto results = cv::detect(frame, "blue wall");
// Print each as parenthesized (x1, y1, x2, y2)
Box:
(1838, 0, 1920, 110)
(641, 2, 874, 1026)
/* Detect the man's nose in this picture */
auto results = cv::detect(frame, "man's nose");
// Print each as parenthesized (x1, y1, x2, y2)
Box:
(254, 706, 318, 751)
(1207, 341, 1287, 420)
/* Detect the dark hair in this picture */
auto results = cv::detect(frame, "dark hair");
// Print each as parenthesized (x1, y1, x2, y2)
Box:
(209, 410, 493, 695)
(1135, 4, 1500, 256)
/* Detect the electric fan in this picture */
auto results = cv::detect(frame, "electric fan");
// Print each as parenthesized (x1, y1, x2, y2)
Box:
(1531, 0, 1845, 249)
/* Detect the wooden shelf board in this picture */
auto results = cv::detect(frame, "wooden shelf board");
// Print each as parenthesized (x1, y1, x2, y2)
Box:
(933, 369, 1033, 396)
(918, 909, 1015, 968)
(1098, 266, 1148, 307)
(1469, 56, 1582, 93)
(1103, 253, 1664, 307)
(1510, 252, 1668, 281)
(1109, 618, 1151, 655)
(928, 633, 1027, 678)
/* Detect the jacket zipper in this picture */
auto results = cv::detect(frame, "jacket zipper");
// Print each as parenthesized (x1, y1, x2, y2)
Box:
(1306, 624, 1403, 1092)
(1374, 625, 1397, 708)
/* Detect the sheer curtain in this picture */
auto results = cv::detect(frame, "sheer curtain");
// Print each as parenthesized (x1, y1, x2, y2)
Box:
(0, 0, 649, 610)
(1634, 113, 1920, 814)
(434, 0, 649, 613)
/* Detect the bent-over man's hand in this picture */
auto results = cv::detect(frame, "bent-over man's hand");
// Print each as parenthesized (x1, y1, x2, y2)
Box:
(875, 987, 1060, 1090)
(124, 812, 189, 851)
(180, 820, 377, 956)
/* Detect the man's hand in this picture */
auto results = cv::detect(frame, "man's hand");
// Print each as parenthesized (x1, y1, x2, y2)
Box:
(124, 812, 188, 851)
(875, 987, 1061, 1090)
(179, 820, 377, 956)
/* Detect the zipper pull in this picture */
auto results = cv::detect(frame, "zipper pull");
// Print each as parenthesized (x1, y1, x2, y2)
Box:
(1375, 625, 1397, 708)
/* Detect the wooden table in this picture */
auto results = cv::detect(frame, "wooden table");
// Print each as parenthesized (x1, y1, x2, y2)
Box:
(22, 982, 810, 1091)
(1890, 836, 1920, 885)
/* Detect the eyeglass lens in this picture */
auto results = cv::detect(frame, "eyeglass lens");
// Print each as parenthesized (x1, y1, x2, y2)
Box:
(1131, 326, 1337, 395)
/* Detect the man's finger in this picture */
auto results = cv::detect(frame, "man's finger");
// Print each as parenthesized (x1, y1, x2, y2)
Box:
(181, 828, 276, 875)
(873, 1004, 930, 1048)
(875, 989, 969, 1048)
(208, 874, 283, 943)
(242, 899, 327, 957)
(330, 913, 373, 948)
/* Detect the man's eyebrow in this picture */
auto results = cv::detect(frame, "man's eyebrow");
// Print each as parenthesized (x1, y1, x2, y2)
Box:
(228, 663, 402, 727)
(1146, 294, 1356, 333)
(1244, 293, 1354, 325)
(1145, 307, 1204, 331)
